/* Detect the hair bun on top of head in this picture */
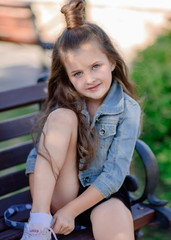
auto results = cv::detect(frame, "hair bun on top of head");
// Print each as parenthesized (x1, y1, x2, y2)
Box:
(61, 0, 85, 29)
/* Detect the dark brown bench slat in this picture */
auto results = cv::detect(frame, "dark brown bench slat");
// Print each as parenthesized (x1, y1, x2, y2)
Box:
(0, 8, 32, 20)
(0, 1, 31, 9)
(0, 170, 29, 196)
(0, 9, 32, 20)
(0, 141, 33, 170)
(0, 190, 31, 216)
(0, 17, 36, 40)
(0, 35, 37, 45)
(0, 82, 47, 111)
(0, 25, 37, 44)
(132, 203, 154, 230)
(0, 113, 39, 141)
(0, 228, 23, 240)
(0, 209, 30, 232)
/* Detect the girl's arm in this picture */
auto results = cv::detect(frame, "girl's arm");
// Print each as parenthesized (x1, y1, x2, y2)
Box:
(91, 102, 141, 198)
(52, 185, 104, 234)
(66, 185, 104, 216)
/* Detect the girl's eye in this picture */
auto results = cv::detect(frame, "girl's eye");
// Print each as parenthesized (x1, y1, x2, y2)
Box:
(74, 72, 82, 77)
(92, 64, 99, 70)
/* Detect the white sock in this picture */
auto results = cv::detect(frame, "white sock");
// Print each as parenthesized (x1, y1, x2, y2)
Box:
(29, 212, 52, 228)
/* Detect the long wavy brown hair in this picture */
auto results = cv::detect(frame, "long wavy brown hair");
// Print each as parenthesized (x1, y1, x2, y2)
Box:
(35, 0, 136, 171)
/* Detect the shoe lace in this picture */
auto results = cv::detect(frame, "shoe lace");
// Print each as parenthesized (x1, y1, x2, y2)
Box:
(48, 227, 58, 240)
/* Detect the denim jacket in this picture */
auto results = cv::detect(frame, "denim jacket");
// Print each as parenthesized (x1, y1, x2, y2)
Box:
(26, 81, 141, 198)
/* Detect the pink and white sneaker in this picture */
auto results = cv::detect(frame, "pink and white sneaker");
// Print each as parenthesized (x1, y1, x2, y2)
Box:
(20, 222, 58, 240)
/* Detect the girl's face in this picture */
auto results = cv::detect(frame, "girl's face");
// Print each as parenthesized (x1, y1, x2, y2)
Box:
(62, 40, 115, 106)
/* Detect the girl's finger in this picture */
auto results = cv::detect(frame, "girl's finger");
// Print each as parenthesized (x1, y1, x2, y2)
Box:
(60, 227, 72, 235)
(63, 229, 73, 235)
(53, 222, 63, 234)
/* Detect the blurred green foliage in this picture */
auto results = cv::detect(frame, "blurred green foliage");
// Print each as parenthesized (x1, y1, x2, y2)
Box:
(131, 29, 171, 239)
(131, 30, 171, 187)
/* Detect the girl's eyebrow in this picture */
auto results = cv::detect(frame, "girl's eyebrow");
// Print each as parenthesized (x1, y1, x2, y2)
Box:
(91, 61, 101, 66)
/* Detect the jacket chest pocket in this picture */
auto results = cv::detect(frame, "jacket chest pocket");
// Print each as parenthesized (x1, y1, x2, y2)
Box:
(96, 124, 117, 149)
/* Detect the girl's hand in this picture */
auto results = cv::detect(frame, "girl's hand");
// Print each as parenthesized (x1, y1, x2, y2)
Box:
(52, 205, 75, 235)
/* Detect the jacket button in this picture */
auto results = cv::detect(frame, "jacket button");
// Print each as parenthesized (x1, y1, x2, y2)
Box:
(99, 128, 105, 136)
(84, 177, 90, 183)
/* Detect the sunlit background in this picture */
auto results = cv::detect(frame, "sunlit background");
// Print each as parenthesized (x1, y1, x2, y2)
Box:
(14, 0, 171, 62)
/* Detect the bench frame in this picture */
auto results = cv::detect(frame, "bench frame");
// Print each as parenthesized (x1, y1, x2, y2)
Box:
(0, 76, 170, 240)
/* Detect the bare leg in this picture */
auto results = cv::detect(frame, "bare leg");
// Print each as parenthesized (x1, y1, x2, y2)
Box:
(90, 198, 134, 240)
(30, 108, 79, 214)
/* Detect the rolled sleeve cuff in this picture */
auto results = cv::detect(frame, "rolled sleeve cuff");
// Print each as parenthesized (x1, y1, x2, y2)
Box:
(91, 177, 118, 199)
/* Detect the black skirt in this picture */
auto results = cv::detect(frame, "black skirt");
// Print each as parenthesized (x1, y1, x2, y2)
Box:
(75, 181, 131, 227)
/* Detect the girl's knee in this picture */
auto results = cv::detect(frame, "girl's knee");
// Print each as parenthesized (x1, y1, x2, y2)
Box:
(90, 198, 119, 221)
(48, 108, 78, 129)
(90, 198, 134, 240)
(38, 108, 78, 174)
(41, 108, 78, 150)
(91, 198, 132, 222)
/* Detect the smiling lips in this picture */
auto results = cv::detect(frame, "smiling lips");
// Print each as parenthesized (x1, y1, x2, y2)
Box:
(88, 83, 101, 91)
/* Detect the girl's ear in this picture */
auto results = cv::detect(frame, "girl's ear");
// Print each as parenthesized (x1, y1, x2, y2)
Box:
(111, 62, 116, 72)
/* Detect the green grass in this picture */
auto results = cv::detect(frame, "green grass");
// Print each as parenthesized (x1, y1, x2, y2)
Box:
(0, 104, 39, 121)
(142, 226, 171, 240)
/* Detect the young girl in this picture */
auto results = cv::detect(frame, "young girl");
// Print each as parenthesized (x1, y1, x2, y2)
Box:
(21, 0, 141, 239)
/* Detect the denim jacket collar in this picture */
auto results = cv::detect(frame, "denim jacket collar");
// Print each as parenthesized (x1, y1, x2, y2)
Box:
(99, 80, 124, 115)
(82, 81, 124, 123)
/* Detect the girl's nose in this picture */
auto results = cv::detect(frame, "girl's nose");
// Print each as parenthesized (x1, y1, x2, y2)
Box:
(85, 73, 94, 84)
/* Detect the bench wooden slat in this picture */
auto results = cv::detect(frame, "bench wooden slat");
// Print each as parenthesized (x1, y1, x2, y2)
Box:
(0, 82, 47, 111)
(0, 170, 29, 196)
(0, 19, 37, 44)
(0, 113, 39, 141)
(0, 141, 33, 170)
(0, 35, 37, 45)
(0, 228, 23, 240)
(0, 17, 35, 31)
(0, 1, 31, 9)
(132, 203, 154, 230)
(0, 190, 31, 216)
(0, 9, 32, 20)
(0, 209, 30, 232)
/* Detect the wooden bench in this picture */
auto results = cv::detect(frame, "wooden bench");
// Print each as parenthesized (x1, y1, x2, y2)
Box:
(0, 75, 170, 240)
(0, 1, 53, 71)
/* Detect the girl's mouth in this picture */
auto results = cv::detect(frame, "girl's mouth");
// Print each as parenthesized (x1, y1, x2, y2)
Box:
(88, 83, 101, 91)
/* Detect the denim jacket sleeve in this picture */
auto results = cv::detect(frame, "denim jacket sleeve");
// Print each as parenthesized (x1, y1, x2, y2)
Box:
(25, 147, 38, 175)
(91, 102, 141, 198)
